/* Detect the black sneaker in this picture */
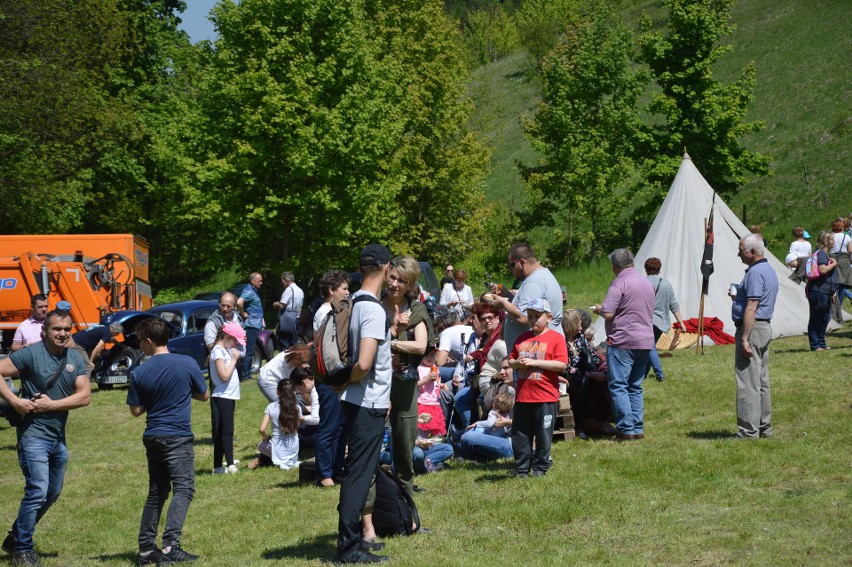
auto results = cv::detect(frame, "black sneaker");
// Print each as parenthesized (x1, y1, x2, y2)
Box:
(136, 549, 173, 565)
(335, 548, 389, 565)
(2, 531, 13, 554)
(11, 550, 41, 566)
(531, 469, 546, 477)
(162, 546, 198, 563)
(361, 539, 385, 552)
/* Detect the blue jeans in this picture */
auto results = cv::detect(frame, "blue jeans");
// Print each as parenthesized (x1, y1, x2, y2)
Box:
(607, 346, 649, 436)
(314, 383, 345, 480)
(12, 437, 68, 553)
(460, 430, 513, 460)
(242, 326, 261, 378)
(645, 327, 665, 380)
(414, 443, 454, 473)
(139, 435, 196, 551)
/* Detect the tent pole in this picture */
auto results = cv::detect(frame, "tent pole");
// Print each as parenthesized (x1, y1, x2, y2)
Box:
(696, 293, 705, 354)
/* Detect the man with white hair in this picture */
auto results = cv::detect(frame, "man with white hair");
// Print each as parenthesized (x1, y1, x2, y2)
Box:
(730, 233, 778, 439)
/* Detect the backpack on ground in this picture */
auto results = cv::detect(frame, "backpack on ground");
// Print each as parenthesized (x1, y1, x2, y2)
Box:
(309, 295, 380, 387)
(372, 466, 420, 538)
(805, 252, 821, 281)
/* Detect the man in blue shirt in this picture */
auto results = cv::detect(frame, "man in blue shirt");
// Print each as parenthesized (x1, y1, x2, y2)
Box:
(731, 233, 778, 439)
(0, 309, 91, 567)
(237, 272, 264, 379)
(127, 318, 209, 565)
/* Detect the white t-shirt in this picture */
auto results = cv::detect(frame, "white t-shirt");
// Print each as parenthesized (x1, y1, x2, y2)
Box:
(210, 345, 241, 399)
(298, 388, 320, 427)
(339, 290, 392, 409)
(831, 232, 851, 254)
(313, 302, 332, 332)
(280, 283, 304, 314)
(258, 350, 296, 391)
(440, 283, 474, 318)
(789, 240, 812, 258)
(437, 324, 475, 363)
(264, 402, 299, 469)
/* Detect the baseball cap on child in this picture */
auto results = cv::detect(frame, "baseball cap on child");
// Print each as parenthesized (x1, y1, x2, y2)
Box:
(222, 321, 247, 346)
(526, 298, 551, 314)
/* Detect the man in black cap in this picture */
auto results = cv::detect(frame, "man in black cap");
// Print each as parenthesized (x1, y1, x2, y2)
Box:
(335, 244, 393, 564)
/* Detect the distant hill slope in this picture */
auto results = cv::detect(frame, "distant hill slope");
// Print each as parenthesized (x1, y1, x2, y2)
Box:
(470, 0, 851, 259)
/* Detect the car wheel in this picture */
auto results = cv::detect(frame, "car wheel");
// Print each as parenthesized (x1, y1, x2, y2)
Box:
(250, 343, 263, 375)
(99, 346, 141, 388)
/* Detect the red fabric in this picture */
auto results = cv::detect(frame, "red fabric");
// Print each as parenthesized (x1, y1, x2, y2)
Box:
(511, 329, 569, 403)
(417, 403, 445, 436)
(674, 317, 735, 345)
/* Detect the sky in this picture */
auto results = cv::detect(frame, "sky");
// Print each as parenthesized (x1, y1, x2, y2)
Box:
(177, 0, 219, 43)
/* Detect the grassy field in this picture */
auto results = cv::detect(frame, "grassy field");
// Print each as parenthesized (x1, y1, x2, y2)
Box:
(1, 324, 849, 566)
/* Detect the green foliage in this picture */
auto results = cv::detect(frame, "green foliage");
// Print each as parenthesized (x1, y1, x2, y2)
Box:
(0, 0, 132, 233)
(514, 0, 578, 66)
(521, 0, 648, 262)
(462, 1, 520, 65)
(638, 0, 770, 196)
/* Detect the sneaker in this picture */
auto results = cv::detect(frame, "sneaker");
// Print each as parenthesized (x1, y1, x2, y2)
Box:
(162, 545, 199, 563)
(232, 459, 240, 465)
(212, 467, 227, 475)
(335, 548, 389, 565)
(226, 464, 239, 474)
(136, 549, 173, 566)
(361, 539, 385, 552)
(12, 551, 41, 566)
(531, 469, 546, 477)
(2, 531, 13, 554)
(424, 458, 437, 473)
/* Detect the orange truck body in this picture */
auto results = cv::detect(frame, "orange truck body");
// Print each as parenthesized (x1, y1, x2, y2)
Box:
(0, 234, 152, 348)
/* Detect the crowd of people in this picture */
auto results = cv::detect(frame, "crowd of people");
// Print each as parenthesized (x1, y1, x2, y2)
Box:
(0, 216, 848, 564)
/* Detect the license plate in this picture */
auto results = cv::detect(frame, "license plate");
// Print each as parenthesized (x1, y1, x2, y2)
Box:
(101, 374, 129, 385)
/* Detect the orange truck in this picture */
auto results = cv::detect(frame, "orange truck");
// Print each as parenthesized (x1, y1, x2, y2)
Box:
(0, 234, 152, 351)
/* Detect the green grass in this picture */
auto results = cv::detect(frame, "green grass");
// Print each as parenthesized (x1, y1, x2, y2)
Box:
(2, 324, 850, 566)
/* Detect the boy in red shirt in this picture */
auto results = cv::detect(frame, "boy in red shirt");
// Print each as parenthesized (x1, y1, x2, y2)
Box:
(508, 298, 568, 477)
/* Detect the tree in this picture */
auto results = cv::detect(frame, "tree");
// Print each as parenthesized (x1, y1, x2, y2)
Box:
(638, 0, 770, 196)
(521, 1, 647, 261)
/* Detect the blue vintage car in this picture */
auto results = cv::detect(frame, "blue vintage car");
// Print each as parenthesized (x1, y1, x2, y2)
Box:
(94, 300, 275, 388)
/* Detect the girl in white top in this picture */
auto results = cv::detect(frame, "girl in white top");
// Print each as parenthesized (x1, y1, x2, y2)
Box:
(788, 226, 812, 261)
(252, 369, 315, 470)
(439, 268, 475, 319)
(210, 321, 244, 474)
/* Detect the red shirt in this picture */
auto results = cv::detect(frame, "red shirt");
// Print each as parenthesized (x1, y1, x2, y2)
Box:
(511, 329, 569, 403)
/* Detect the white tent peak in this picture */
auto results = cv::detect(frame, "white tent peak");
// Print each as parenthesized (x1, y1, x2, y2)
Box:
(593, 153, 844, 345)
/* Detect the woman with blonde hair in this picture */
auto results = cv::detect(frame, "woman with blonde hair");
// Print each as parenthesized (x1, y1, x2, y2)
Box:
(807, 230, 838, 351)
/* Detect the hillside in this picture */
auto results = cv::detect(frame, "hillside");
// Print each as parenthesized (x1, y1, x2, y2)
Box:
(470, 0, 851, 261)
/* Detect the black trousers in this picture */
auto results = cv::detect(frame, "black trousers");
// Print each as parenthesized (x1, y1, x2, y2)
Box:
(337, 401, 387, 558)
(511, 401, 557, 474)
(210, 397, 235, 468)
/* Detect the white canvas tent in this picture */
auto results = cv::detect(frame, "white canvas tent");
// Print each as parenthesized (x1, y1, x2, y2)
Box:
(593, 152, 846, 346)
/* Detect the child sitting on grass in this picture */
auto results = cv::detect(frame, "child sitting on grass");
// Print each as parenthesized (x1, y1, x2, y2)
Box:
(248, 369, 308, 470)
(508, 298, 568, 478)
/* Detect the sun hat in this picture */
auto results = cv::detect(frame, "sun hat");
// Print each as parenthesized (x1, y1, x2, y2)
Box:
(526, 298, 552, 314)
(222, 320, 247, 346)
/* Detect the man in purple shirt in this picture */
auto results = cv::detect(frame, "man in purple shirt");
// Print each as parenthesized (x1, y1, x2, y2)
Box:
(593, 249, 655, 441)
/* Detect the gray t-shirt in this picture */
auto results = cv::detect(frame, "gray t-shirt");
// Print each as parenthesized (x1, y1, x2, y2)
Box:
(647, 275, 681, 332)
(504, 266, 564, 351)
(9, 342, 86, 441)
(339, 290, 392, 409)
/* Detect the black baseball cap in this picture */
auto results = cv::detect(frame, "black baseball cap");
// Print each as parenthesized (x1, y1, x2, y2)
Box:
(359, 243, 392, 266)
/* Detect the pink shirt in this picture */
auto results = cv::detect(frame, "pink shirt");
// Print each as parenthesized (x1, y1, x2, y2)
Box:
(601, 267, 655, 350)
(13, 317, 43, 347)
(416, 364, 440, 406)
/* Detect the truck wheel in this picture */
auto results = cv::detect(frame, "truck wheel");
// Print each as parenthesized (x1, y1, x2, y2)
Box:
(250, 344, 263, 375)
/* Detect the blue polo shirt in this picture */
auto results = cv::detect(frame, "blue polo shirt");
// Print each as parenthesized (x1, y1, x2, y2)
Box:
(240, 285, 264, 330)
(732, 259, 778, 323)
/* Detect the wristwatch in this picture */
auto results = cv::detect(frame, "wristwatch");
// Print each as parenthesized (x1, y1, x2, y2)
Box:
(391, 339, 399, 351)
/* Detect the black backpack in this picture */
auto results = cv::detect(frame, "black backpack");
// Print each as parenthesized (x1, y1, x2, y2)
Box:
(372, 466, 420, 537)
